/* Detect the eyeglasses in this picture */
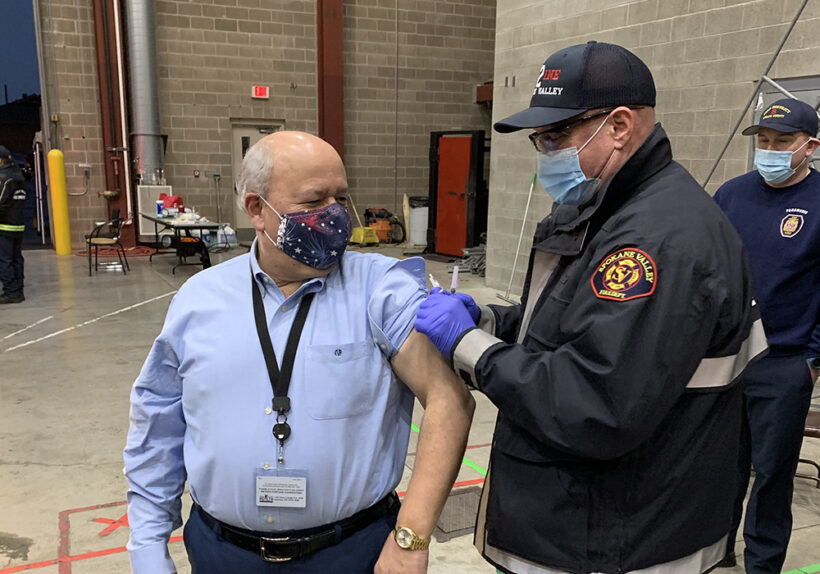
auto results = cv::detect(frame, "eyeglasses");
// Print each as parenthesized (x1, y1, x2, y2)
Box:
(528, 109, 615, 153)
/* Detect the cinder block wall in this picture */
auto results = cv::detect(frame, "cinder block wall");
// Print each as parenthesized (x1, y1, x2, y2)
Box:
(487, 0, 820, 293)
(40, 0, 108, 248)
(38, 0, 315, 247)
(38, 0, 495, 249)
(343, 0, 496, 215)
(155, 0, 319, 225)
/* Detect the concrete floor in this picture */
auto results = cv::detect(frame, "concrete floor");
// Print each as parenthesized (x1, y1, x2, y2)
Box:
(1, 244, 818, 574)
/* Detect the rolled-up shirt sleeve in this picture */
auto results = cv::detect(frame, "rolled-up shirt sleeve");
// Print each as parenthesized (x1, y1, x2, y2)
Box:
(367, 257, 427, 357)
(123, 300, 187, 574)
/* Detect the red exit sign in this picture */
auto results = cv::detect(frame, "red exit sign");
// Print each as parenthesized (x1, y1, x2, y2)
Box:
(252, 85, 269, 99)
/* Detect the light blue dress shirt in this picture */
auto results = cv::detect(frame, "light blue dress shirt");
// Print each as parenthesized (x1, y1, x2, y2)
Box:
(124, 241, 426, 574)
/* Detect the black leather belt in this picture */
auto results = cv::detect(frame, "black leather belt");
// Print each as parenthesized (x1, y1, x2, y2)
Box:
(193, 492, 398, 562)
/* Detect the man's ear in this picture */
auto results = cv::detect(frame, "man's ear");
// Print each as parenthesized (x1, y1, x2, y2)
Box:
(805, 136, 820, 157)
(609, 106, 635, 151)
(244, 193, 266, 231)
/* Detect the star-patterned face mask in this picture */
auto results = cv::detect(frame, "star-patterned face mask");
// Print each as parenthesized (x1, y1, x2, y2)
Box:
(257, 194, 352, 269)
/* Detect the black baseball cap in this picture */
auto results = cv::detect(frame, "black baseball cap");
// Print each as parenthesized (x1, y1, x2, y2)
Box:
(741, 98, 819, 136)
(0, 145, 11, 160)
(494, 41, 656, 133)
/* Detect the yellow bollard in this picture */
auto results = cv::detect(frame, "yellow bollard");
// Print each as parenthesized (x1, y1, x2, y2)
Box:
(47, 149, 72, 255)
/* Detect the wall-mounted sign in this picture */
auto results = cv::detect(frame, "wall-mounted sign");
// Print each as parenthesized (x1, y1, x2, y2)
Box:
(252, 85, 270, 99)
(193, 169, 200, 178)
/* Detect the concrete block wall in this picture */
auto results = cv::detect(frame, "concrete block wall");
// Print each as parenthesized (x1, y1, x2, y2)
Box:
(155, 0, 318, 226)
(343, 0, 495, 216)
(38, 0, 495, 248)
(487, 0, 820, 293)
(39, 0, 109, 249)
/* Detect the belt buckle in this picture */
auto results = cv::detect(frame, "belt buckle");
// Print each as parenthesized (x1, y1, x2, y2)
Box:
(260, 536, 293, 562)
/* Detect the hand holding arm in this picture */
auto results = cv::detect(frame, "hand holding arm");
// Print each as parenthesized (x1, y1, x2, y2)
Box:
(427, 286, 481, 323)
(414, 291, 476, 358)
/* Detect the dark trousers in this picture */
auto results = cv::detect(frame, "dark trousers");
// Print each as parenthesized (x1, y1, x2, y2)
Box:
(0, 233, 23, 296)
(726, 353, 814, 574)
(184, 502, 399, 573)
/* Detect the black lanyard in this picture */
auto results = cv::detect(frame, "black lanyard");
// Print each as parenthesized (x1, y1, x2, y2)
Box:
(251, 272, 314, 463)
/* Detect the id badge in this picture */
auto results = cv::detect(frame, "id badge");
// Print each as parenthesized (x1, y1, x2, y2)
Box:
(255, 466, 308, 508)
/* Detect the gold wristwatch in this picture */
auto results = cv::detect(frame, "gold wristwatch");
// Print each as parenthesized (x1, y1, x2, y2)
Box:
(393, 525, 430, 550)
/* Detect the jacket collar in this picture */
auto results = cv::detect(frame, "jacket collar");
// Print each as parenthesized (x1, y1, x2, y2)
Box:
(534, 123, 673, 255)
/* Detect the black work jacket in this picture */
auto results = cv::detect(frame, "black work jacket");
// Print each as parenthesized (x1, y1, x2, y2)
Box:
(0, 164, 26, 236)
(474, 125, 754, 573)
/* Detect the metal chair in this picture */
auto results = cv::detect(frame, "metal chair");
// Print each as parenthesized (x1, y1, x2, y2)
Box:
(796, 409, 820, 488)
(86, 213, 129, 276)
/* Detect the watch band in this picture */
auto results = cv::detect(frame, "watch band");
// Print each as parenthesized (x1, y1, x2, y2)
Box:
(394, 525, 430, 550)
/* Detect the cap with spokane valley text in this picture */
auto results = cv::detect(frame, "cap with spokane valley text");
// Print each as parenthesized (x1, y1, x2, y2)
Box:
(494, 41, 656, 133)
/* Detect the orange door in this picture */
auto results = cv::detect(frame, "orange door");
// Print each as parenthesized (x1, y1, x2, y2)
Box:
(435, 136, 472, 256)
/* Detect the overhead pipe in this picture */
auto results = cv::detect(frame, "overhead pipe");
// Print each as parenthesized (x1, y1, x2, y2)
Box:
(92, 0, 135, 245)
(112, 0, 133, 224)
(92, 0, 117, 186)
(124, 0, 164, 185)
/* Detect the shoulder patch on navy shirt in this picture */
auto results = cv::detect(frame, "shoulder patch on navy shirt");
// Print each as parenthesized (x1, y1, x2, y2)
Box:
(780, 214, 804, 238)
(591, 248, 657, 301)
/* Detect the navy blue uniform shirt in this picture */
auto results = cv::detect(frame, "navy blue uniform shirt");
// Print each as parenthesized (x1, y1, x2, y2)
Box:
(715, 169, 820, 356)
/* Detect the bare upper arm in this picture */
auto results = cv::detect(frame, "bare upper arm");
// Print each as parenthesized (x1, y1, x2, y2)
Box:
(390, 329, 473, 409)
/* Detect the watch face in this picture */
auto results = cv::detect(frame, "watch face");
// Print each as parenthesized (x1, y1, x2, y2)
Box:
(396, 527, 413, 548)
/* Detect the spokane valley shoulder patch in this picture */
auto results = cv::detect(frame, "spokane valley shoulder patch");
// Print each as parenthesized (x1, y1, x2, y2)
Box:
(591, 248, 657, 301)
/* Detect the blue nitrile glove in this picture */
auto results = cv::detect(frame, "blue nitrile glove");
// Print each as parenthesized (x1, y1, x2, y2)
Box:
(429, 286, 480, 323)
(454, 292, 480, 323)
(415, 290, 476, 357)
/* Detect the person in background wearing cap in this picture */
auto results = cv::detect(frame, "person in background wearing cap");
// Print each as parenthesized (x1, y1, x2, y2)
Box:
(713, 98, 820, 574)
(415, 41, 762, 573)
(0, 144, 26, 304)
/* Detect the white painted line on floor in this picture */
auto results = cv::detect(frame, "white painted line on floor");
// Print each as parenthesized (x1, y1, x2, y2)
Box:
(3, 291, 177, 353)
(1, 314, 55, 341)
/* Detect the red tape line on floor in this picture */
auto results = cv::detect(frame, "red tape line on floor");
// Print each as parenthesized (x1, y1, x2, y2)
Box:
(0, 537, 184, 574)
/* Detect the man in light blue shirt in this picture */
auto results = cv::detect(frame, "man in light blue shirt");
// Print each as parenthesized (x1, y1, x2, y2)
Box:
(124, 131, 475, 574)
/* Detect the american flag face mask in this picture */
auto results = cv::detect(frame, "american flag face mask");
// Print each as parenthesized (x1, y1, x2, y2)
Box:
(259, 196, 352, 269)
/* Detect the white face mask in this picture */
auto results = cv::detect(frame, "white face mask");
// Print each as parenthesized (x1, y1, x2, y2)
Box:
(753, 138, 810, 184)
(537, 114, 615, 205)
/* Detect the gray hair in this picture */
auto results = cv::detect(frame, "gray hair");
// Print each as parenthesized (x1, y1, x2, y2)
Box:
(236, 141, 274, 213)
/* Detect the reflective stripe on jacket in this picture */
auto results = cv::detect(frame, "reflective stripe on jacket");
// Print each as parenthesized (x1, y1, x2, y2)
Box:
(0, 166, 26, 236)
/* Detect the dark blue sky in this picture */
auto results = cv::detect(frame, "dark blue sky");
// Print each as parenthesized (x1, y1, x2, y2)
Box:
(0, 2, 40, 102)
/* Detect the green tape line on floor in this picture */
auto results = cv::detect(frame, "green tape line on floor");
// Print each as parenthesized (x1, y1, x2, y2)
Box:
(783, 564, 820, 574)
(410, 423, 487, 477)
